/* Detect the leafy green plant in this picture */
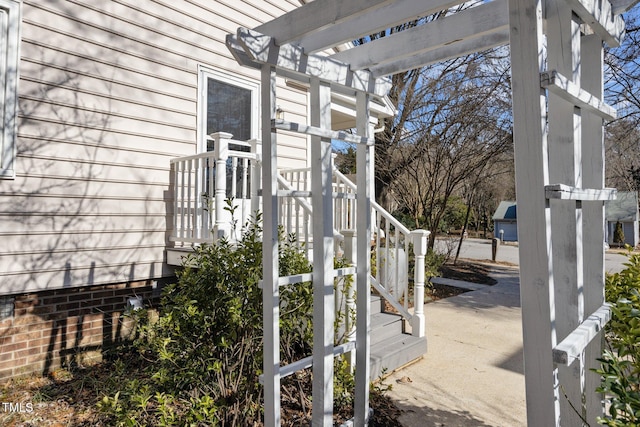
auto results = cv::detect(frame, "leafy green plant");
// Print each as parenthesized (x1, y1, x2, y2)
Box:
(596, 252, 640, 426)
(97, 214, 394, 425)
(98, 215, 315, 425)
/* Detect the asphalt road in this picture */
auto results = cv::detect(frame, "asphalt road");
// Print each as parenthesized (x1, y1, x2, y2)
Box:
(438, 237, 629, 274)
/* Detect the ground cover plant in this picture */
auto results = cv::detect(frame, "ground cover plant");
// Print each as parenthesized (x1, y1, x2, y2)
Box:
(597, 250, 640, 426)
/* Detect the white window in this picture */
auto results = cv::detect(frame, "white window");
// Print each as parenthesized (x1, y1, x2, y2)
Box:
(197, 66, 259, 153)
(0, 0, 20, 179)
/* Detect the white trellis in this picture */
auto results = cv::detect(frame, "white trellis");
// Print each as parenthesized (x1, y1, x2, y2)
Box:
(226, 0, 638, 425)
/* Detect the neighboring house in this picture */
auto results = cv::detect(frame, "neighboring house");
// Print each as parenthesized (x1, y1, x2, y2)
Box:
(0, 0, 399, 380)
(492, 201, 518, 241)
(493, 194, 640, 247)
(605, 191, 639, 247)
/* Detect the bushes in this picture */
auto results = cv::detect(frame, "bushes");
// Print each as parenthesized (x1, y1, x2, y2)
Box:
(98, 217, 317, 425)
(98, 217, 385, 426)
(597, 253, 640, 426)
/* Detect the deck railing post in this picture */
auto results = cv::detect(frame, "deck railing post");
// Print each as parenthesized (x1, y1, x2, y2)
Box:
(341, 229, 357, 370)
(410, 230, 429, 338)
(211, 132, 233, 241)
(250, 138, 262, 217)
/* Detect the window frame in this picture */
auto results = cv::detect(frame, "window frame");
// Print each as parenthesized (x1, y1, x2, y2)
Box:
(0, 0, 20, 180)
(196, 65, 259, 154)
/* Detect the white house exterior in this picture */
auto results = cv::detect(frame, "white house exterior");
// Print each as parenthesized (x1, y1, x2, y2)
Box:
(0, 0, 319, 379)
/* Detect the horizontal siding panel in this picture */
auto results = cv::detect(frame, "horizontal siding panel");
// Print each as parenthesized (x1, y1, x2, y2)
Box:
(17, 132, 196, 160)
(0, 196, 171, 216)
(18, 78, 195, 127)
(4, 176, 170, 199)
(17, 106, 193, 142)
(0, 230, 169, 257)
(0, 214, 168, 235)
(1, 244, 168, 274)
(19, 61, 196, 114)
(17, 115, 195, 150)
(16, 137, 178, 169)
(0, 261, 173, 295)
(20, 40, 195, 103)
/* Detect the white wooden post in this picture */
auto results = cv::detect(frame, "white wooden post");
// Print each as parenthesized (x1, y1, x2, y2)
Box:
(310, 76, 335, 427)
(581, 32, 608, 424)
(211, 132, 232, 240)
(354, 90, 372, 426)
(508, 2, 559, 425)
(410, 230, 429, 338)
(261, 66, 280, 427)
(546, 2, 583, 423)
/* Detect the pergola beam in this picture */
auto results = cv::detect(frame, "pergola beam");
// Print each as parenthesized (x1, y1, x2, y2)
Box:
(567, 0, 625, 46)
(231, 28, 391, 97)
(291, 0, 465, 54)
(330, 0, 508, 71)
(610, 0, 640, 14)
(253, 0, 393, 46)
(370, 28, 509, 77)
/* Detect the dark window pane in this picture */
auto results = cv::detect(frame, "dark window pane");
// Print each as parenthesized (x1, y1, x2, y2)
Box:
(206, 78, 252, 143)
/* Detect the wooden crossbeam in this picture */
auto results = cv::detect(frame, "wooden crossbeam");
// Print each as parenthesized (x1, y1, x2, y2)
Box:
(541, 70, 617, 120)
(258, 341, 356, 384)
(330, 0, 508, 72)
(232, 28, 391, 97)
(273, 119, 374, 145)
(553, 304, 611, 365)
(610, 0, 640, 14)
(566, 0, 625, 46)
(545, 184, 617, 200)
(253, 0, 393, 46)
(370, 28, 509, 77)
(290, 0, 464, 54)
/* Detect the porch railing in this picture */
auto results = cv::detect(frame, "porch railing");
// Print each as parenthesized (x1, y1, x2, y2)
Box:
(169, 134, 429, 337)
(169, 132, 260, 244)
(281, 166, 429, 337)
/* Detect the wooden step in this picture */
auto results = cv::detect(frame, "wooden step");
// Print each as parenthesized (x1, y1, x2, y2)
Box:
(370, 333, 427, 380)
(370, 312, 404, 345)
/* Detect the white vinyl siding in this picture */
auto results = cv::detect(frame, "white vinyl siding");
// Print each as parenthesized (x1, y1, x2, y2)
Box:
(0, 0, 308, 294)
(0, 0, 20, 179)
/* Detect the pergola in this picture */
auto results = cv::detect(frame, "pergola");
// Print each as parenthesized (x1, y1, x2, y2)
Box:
(226, 0, 639, 425)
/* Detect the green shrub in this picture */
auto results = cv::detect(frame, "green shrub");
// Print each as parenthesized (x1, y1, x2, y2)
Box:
(596, 253, 640, 426)
(98, 216, 378, 426)
(99, 216, 315, 425)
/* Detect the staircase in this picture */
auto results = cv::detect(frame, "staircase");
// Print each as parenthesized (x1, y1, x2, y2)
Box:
(167, 133, 429, 377)
(370, 295, 427, 379)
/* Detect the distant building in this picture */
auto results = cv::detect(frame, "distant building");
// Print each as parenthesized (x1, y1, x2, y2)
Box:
(492, 201, 518, 241)
(605, 191, 639, 247)
(493, 192, 639, 247)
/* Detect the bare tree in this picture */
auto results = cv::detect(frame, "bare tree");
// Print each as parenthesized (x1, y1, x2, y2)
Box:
(379, 50, 512, 249)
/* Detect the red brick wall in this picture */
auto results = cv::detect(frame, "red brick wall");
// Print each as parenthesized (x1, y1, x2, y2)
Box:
(0, 280, 163, 380)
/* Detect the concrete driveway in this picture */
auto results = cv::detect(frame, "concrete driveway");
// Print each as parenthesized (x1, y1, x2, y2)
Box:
(386, 265, 525, 426)
(385, 238, 630, 426)
(438, 237, 629, 273)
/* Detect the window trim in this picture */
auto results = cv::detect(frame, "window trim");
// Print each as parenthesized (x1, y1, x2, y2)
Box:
(0, 0, 20, 180)
(196, 65, 259, 154)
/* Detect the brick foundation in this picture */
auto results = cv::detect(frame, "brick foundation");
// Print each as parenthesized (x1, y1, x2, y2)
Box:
(0, 280, 166, 380)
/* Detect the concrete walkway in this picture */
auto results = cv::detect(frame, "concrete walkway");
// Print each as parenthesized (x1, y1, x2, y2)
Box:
(385, 265, 526, 427)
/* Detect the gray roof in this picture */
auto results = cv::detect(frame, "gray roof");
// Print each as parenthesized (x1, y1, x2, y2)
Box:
(493, 201, 517, 221)
(605, 191, 639, 222)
